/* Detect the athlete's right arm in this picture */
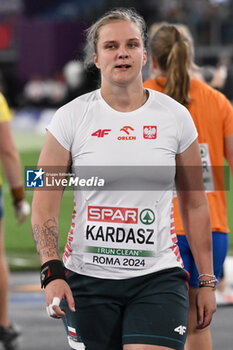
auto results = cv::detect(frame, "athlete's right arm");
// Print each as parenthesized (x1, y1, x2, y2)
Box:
(31, 131, 75, 317)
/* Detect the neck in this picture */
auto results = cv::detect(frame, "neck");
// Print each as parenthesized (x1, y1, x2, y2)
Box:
(100, 80, 147, 112)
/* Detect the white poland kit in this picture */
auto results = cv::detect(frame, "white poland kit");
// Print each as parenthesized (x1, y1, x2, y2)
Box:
(47, 88, 197, 280)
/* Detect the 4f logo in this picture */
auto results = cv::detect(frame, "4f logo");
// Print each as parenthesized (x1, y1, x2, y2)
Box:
(26, 168, 45, 188)
(174, 325, 186, 335)
(92, 129, 111, 137)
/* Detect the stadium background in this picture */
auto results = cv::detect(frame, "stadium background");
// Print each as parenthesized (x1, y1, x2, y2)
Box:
(0, 0, 232, 269)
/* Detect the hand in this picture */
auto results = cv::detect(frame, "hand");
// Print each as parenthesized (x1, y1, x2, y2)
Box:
(45, 279, 75, 319)
(14, 199, 30, 224)
(196, 287, 216, 329)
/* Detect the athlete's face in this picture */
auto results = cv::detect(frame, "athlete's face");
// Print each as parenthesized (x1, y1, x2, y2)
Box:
(94, 20, 147, 86)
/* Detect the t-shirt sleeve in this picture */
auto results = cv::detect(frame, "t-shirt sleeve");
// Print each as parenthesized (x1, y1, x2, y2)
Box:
(177, 107, 198, 154)
(46, 106, 73, 151)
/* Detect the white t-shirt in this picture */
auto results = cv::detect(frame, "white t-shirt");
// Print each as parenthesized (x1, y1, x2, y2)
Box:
(47, 88, 197, 279)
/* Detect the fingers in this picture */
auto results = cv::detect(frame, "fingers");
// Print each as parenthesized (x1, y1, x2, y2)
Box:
(196, 289, 216, 329)
(45, 280, 76, 319)
(66, 287, 76, 312)
(15, 200, 30, 224)
(196, 304, 203, 328)
(46, 297, 65, 319)
(197, 307, 212, 329)
(17, 213, 28, 225)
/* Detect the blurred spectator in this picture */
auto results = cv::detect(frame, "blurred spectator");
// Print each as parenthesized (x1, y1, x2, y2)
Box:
(21, 72, 67, 108)
(43, 72, 67, 108)
(202, 65, 227, 88)
(63, 60, 85, 100)
(219, 56, 233, 101)
(22, 74, 45, 107)
(63, 60, 100, 103)
(215, 268, 233, 305)
(201, 56, 233, 101)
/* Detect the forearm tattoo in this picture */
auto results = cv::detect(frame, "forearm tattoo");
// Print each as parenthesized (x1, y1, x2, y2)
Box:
(32, 218, 60, 259)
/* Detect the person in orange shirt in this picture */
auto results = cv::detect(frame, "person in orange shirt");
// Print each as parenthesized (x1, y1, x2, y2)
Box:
(144, 24, 233, 350)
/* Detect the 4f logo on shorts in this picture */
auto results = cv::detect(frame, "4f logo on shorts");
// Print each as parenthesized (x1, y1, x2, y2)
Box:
(143, 126, 157, 139)
(91, 129, 111, 137)
(174, 325, 186, 335)
(26, 168, 45, 188)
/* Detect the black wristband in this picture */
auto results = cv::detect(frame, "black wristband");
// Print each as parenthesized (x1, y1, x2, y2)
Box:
(40, 260, 66, 289)
(11, 186, 24, 205)
(199, 285, 216, 290)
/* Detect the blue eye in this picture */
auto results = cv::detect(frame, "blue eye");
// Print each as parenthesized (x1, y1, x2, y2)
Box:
(128, 42, 139, 48)
(105, 43, 117, 49)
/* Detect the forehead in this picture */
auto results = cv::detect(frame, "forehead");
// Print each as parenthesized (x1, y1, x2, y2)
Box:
(98, 20, 142, 43)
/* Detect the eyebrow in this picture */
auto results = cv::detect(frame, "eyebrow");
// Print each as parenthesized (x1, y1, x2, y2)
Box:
(102, 38, 140, 44)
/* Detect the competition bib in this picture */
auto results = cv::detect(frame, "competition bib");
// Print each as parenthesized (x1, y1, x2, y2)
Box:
(173, 143, 214, 197)
(200, 143, 214, 192)
(83, 205, 158, 270)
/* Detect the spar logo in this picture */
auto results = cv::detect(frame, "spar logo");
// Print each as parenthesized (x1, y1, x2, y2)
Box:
(88, 206, 138, 224)
(118, 126, 136, 141)
(88, 206, 155, 225)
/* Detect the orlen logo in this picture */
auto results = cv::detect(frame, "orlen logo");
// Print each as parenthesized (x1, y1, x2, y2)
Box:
(118, 126, 136, 141)
(88, 206, 138, 224)
(92, 129, 111, 138)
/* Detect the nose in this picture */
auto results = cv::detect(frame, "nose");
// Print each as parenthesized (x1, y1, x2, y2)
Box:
(118, 46, 129, 59)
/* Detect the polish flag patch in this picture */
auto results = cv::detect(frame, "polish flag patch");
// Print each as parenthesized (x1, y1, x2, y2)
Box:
(68, 326, 77, 338)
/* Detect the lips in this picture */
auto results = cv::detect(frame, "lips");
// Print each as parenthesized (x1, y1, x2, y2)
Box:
(115, 65, 131, 69)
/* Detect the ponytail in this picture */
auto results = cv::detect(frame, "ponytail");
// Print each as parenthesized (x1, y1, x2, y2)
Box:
(151, 24, 191, 107)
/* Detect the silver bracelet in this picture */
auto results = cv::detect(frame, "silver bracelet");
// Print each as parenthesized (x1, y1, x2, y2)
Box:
(198, 273, 216, 280)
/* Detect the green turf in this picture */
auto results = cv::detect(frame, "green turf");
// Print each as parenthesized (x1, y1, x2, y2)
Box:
(2, 133, 233, 269)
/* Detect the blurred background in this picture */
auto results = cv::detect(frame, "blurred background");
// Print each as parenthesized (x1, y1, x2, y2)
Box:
(1, 0, 233, 108)
(0, 0, 232, 267)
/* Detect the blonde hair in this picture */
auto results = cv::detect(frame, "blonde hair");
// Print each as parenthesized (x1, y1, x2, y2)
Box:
(150, 23, 193, 107)
(84, 8, 147, 68)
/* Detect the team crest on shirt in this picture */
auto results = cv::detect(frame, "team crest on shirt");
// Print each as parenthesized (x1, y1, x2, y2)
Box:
(143, 126, 157, 139)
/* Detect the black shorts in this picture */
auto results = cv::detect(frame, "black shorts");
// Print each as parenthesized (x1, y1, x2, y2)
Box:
(61, 267, 189, 350)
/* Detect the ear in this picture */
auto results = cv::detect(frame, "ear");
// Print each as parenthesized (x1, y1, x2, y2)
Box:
(93, 53, 100, 69)
(142, 50, 147, 67)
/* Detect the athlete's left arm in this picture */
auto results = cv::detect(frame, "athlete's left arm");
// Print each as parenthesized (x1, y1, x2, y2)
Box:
(225, 133, 233, 175)
(175, 139, 216, 329)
